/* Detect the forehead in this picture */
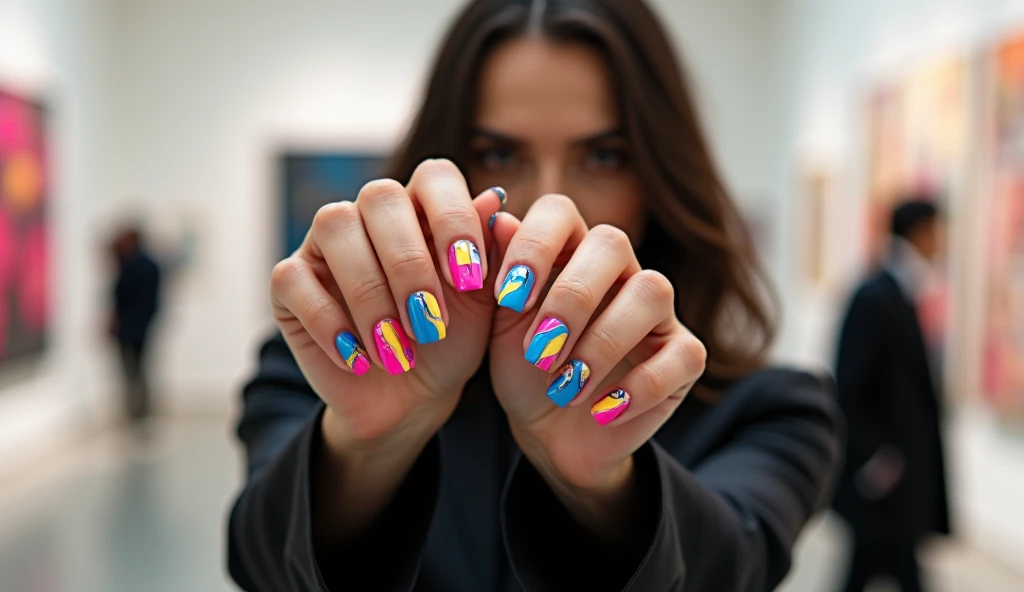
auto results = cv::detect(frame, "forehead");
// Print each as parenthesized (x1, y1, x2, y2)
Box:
(475, 37, 619, 136)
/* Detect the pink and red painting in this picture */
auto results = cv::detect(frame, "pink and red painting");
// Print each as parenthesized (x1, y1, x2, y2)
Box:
(0, 88, 48, 365)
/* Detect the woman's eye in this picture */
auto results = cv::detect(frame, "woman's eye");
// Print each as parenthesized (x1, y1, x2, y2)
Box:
(583, 147, 628, 173)
(475, 146, 522, 172)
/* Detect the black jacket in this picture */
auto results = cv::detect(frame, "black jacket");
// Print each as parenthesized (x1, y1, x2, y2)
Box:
(832, 271, 950, 542)
(227, 333, 842, 591)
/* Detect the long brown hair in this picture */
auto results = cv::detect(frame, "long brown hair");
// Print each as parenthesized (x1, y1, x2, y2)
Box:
(385, 0, 777, 392)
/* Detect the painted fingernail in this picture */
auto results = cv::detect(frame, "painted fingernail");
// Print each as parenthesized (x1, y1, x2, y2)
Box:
(491, 186, 508, 208)
(525, 317, 569, 371)
(591, 389, 630, 425)
(547, 359, 590, 407)
(373, 318, 415, 375)
(407, 291, 446, 344)
(335, 331, 371, 376)
(488, 212, 499, 229)
(496, 265, 534, 313)
(449, 239, 483, 291)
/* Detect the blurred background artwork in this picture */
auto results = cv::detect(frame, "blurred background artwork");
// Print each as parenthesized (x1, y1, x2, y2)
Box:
(982, 34, 1024, 423)
(280, 152, 387, 257)
(0, 88, 48, 368)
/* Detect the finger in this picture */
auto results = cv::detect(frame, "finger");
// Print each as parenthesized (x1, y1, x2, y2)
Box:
(407, 159, 488, 292)
(270, 256, 371, 375)
(545, 270, 674, 408)
(589, 328, 705, 427)
(493, 193, 588, 315)
(522, 225, 640, 376)
(357, 178, 449, 345)
(310, 198, 416, 374)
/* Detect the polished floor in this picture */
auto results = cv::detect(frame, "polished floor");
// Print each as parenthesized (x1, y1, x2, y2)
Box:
(1, 418, 1022, 592)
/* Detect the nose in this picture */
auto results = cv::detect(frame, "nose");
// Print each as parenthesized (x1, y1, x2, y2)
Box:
(534, 158, 567, 200)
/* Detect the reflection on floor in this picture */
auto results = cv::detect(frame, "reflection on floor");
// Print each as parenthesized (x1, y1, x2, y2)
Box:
(1, 418, 1022, 592)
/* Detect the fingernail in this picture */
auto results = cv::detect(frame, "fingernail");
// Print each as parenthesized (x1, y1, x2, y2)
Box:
(488, 212, 499, 230)
(373, 318, 415, 374)
(525, 317, 568, 371)
(449, 239, 483, 291)
(491, 186, 508, 209)
(547, 359, 590, 407)
(591, 389, 630, 425)
(335, 331, 371, 376)
(407, 291, 446, 344)
(496, 265, 534, 313)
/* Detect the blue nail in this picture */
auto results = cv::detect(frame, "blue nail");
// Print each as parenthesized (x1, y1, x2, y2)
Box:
(491, 187, 507, 208)
(496, 265, 534, 313)
(406, 291, 446, 344)
(488, 212, 499, 229)
(547, 359, 590, 407)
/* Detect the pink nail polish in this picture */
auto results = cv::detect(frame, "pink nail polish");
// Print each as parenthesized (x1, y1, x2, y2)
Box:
(591, 389, 630, 425)
(373, 318, 415, 375)
(448, 240, 483, 291)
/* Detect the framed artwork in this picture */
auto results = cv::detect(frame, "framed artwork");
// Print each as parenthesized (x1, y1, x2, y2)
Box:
(0, 88, 48, 367)
(982, 35, 1024, 419)
(279, 152, 388, 258)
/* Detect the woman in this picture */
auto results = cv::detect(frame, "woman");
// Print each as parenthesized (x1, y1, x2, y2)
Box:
(228, 1, 841, 590)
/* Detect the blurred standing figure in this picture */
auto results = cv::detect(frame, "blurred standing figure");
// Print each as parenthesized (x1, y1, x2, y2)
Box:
(833, 201, 950, 592)
(110, 227, 161, 424)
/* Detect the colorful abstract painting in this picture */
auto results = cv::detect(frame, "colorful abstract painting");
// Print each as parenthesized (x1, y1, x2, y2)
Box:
(280, 152, 388, 257)
(0, 88, 48, 366)
(982, 36, 1024, 419)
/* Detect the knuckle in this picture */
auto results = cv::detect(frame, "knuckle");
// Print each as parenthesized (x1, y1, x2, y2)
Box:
(680, 335, 708, 372)
(433, 205, 479, 231)
(548, 277, 595, 310)
(349, 272, 391, 307)
(270, 258, 302, 292)
(536, 192, 577, 214)
(414, 158, 461, 180)
(588, 323, 621, 362)
(300, 294, 335, 329)
(633, 269, 675, 305)
(384, 246, 434, 277)
(311, 201, 357, 236)
(590, 224, 631, 252)
(513, 234, 555, 260)
(636, 363, 668, 396)
(357, 178, 406, 206)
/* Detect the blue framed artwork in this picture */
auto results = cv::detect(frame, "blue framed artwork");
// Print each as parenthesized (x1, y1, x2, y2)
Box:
(279, 152, 388, 257)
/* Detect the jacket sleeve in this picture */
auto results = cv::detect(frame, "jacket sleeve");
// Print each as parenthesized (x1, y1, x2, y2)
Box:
(226, 333, 441, 592)
(835, 288, 891, 467)
(502, 370, 842, 592)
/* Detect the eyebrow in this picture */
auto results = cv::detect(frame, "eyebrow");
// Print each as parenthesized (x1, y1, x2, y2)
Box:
(471, 127, 625, 146)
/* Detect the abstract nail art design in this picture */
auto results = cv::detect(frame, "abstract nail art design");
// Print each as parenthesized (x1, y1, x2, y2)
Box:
(547, 359, 590, 407)
(407, 291, 446, 344)
(488, 212, 499, 229)
(335, 331, 371, 376)
(496, 265, 535, 313)
(591, 389, 630, 425)
(491, 186, 508, 208)
(373, 318, 415, 375)
(449, 239, 483, 291)
(525, 317, 569, 371)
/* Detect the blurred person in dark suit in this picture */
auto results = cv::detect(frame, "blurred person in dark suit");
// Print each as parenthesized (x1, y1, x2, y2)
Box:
(833, 200, 950, 592)
(109, 227, 161, 424)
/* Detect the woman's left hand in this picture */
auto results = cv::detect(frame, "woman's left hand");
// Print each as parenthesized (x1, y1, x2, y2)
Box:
(487, 194, 707, 534)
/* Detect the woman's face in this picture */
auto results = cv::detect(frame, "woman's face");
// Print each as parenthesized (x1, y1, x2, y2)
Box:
(468, 37, 645, 240)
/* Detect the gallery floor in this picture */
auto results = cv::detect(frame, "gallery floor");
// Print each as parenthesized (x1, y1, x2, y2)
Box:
(1, 417, 1022, 592)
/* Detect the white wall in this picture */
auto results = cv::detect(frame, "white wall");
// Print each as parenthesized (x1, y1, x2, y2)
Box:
(773, 0, 1024, 567)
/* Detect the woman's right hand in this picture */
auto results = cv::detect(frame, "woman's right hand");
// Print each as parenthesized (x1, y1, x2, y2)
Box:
(270, 159, 502, 453)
